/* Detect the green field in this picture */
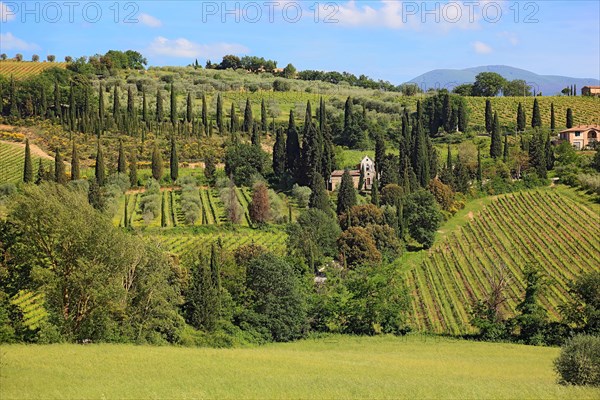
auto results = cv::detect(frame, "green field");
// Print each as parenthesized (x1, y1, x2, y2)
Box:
(407, 188, 600, 335)
(1, 335, 598, 399)
(0, 141, 53, 184)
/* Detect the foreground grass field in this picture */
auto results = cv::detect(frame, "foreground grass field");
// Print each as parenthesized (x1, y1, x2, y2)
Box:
(1, 335, 598, 399)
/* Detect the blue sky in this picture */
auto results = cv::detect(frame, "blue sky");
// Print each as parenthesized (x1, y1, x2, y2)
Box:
(1, 1, 598, 84)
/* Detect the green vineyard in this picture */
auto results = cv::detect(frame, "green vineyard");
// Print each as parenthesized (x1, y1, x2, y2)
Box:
(0, 141, 53, 184)
(0, 61, 67, 79)
(407, 189, 600, 335)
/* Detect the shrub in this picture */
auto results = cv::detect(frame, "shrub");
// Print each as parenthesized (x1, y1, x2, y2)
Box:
(291, 184, 311, 208)
(554, 335, 600, 386)
(273, 79, 291, 92)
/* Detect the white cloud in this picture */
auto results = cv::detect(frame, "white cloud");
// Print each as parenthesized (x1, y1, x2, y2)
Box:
(138, 13, 162, 28)
(0, 1, 16, 21)
(0, 32, 39, 51)
(473, 41, 493, 54)
(498, 31, 519, 46)
(147, 37, 249, 59)
(321, 0, 483, 31)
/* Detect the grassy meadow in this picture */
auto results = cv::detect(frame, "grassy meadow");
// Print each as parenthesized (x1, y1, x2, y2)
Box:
(2, 335, 599, 399)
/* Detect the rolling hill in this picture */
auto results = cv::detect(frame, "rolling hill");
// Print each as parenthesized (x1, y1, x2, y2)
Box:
(409, 65, 600, 96)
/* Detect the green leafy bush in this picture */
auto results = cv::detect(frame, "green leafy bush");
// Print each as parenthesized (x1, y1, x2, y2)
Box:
(554, 335, 600, 386)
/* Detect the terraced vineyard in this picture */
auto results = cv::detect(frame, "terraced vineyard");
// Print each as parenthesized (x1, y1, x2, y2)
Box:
(0, 61, 67, 79)
(151, 226, 287, 259)
(0, 141, 53, 184)
(407, 189, 600, 335)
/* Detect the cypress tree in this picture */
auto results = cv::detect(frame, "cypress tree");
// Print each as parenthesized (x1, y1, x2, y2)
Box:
(129, 150, 138, 187)
(88, 179, 104, 210)
(117, 139, 126, 174)
(320, 97, 335, 179)
(170, 82, 177, 124)
(127, 86, 135, 118)
(442, 93, 453, 133)
(35, 159, 45, 185)
(477, 147, 483, 185)
(209, 243, 221, 307)
(23, 138, 33, 183)
(529, 130, 547, 178)
(412, 119, 430, 187)
(39, 85, 47, 117)
(161, 193, 167, 227)
(285, 110, 301, 179)
(375, 134, 386, 177)
(446, 144, 453, 170)
(187, 252, 218, 331)
(574, 84, 577, 96)
(371, 176, 380, 206)
(113, 84, 120, 123)
(531, 98, 541, 128)
(550, 102, 555, 132)
(453, 155, 469, 193)
(71, 141, 80, 181)
(457, 99, 468, 132)
(490, 112, 502, 159)
(301, 100, 322, 187)
(261, 98, 267, 132)
(152, 143, 163, 182)
(272, 127, 286, 178)
(186, 92, 193, 123)
(98, 83, 104, 130)
(229, 102, 237, 132)
(201, 93, 208, 128)
(337, 169, 357, 215)
(156, 88, 163, 122)
(142, 86, 148, 123)
(485, 99, 493, 134)
(54, 80, 61, 120)
(243, 98, 253, 133)
(170, 136, 179, 182)
(95, 142, 106, 186)
(545, 133, 554, 171)
(309, 173, 331, 214)
(566, 108, 573, 128)
(503, 134, 509, 163)
(54, 149, 66, 184)
(251, 122, 261, 148)
(517, 102, 526, 132)
(216, 93, 223, 134)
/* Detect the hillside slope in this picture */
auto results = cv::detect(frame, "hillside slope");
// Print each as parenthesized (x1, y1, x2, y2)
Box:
(407, 188, 600, 335)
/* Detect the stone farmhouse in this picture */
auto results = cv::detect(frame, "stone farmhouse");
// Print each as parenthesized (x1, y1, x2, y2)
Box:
(329, 156, 375, 191)
(581, 86, 600, 96)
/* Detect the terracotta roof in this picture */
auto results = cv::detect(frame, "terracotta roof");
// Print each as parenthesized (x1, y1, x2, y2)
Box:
(331, 169, 360, 177)
(559, 124, 600, 134)
(582, 86, 600, 89)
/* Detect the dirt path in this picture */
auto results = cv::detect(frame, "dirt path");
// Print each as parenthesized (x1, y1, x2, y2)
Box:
(0, 138, 54, 160)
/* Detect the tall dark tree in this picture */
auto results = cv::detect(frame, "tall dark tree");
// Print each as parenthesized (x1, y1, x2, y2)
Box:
(243, 98, 253, 133)
(515, 266, 547, 344)
(412, 119, 430, 187)
(127, 86, 135, 118)
(229, 102, 238, 132)
(54, 149, 67, 184)
(517, 102, 526, 133)
(201, 94, 208, 128)
(170, 82, 177, 124)
(452, 155, 469, 193)
(503, 134, 509, 163)
(261, 99, 267, 132)
(186, 251, 219, 331)
(169, 136, 179, 182)
(285, 110, 301, 180)
(319, 97, 335, 180)
(186, 92, 193, 123)
(529, 130, 547, 178)
(490, 112, 502, 159)
(371, 176, 380, 206)
(550, 102, 556, 132)
(95, 142, 106, 186)
(531, 98, 541, 128)
(485, 99, 493, 134)
(117, 140, 126, 174)
(23, 138, 33, 183)
(35, 159, 45, 185)
(113, 84, 120, 123)
(566, 108, 573, 128)
(98, 83, 104, 129)
(272, 127, 286, 178)
(156, 88, 163, 122)
(216, 93, 223, 134)
(457, 99, 468, 132)
(337, 169, 357, 215)
(251, 122, 261, 148)
(309, 173, 331, 214)
(142, 86, 148, 123)
(442, 94, 453, 133)
(374, 134, 386, 177)
(301, 101, 322, 187)
(70, 141, 80, 181)
(129, 150, 138, 187)
(151, 143, 163, 182)
(545, 133, 554, 171)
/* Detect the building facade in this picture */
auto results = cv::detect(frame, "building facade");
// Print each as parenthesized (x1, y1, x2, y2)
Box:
(329, 156, 376, 191)
(559, 125, 600, 150)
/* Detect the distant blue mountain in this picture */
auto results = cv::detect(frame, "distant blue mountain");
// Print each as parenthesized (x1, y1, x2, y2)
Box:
(408, 65, 599, 96)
